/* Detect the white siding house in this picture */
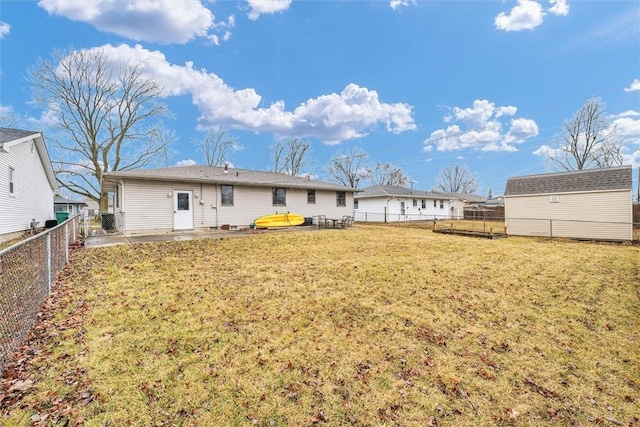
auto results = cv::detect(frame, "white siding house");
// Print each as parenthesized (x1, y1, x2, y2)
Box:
(0, 128, 58, 243)
(102, 165, 356, 234)
(504, 166, 633, 241)
(354, 185, 462, 222)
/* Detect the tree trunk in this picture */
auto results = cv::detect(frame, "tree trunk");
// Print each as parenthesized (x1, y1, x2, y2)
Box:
(100, 191, 109, 212)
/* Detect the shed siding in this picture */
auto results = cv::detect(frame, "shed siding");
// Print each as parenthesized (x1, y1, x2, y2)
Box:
(0, 140, 55, 239)
(119, 179, 353, 233)
(505, 190, 632, 241)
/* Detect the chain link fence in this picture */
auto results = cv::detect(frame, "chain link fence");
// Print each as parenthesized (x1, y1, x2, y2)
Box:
(354, 211, 639, 242)
(0, 214, 82, 373)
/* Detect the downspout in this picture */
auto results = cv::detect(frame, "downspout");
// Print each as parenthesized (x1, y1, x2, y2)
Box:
(213, 183, 218, 228)
(385, 197, 394, 224)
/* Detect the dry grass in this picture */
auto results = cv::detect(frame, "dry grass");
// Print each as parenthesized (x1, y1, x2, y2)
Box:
(3, 225, 639, 426)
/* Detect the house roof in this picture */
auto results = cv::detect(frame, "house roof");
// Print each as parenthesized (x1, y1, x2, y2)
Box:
(54, 196, 87, 206)
(430, 190, 487, 203)
(504, 166, 632, 196)
(354, 185, 442, 199)
(103, 165, 355, 192)
(0, 127, 58, 192)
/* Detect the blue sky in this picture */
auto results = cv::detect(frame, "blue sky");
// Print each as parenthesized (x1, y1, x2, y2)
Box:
(1, 0, 639, 196)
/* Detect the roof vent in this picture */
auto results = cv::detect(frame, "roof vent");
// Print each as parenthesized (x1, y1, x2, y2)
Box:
(224, 164, 228, 173)
(236, 171, 239, 177)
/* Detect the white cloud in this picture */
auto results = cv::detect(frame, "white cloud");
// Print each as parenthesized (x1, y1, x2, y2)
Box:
(90, 44, 416, 145)
(37, 0, 231, 44)
(607, 113, 640, 145)
(0, 22, 10, 39)
(495, 0, 545, 32)
(389, 0, 416, 10)
(625, 79, 640, 92)
(623, 150, 640, 169)
(247, 0, 292, 21)
(548, 0, 569, 16)
(424, 100, 538, 152)
(174, 159, 197, 167)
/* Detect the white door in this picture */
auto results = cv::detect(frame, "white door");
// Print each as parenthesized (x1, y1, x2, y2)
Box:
(174, 191, 193, 230)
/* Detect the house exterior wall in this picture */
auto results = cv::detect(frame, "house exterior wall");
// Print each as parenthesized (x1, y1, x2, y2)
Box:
(0, 140, 55, 241)
(504, 190, 632, 241)
(355, 196, 456, 222)
(118, 179, 354, 233)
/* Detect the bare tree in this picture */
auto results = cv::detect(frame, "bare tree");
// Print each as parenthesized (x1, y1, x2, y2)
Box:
(27, 48, 170, 210)
(546, 98, 622, 171)
(326, 147, 370, 188)
(195, 129, 236, 167)
(271, 138, 311, 176)
(368, 161, 409, 186)
(436, 164, 478, 194)
(0, 107, 21, 128)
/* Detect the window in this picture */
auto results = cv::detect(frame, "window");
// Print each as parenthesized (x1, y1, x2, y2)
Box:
(336, 191, 346, 207)
(354, 199, 359, 209)
(413, 199, 417, 207)
(440, 200, 444, 209)
(9, 167, 15, 195)
(307, 190, 316, 204)
(433, 199, 437, 208)
(273, 188, 286, 205)
(221, 185, 234, 205)
(421, 199, 426, 209)
(177, 192, 190, 210)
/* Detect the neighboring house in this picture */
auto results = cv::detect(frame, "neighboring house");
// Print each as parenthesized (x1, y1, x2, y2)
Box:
(102, 165, 357, 234)
(54, 196, 87, 215)
(504, 166, 633, 241)
(81, 197, 100, 218)
(354, 185, 462, 222)
(0, 128, 58, 243)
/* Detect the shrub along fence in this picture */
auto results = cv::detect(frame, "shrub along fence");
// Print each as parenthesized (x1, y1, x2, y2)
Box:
(0, 214, 82, 373)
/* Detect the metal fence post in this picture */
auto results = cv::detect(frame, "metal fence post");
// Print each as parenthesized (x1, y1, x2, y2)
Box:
(65, 222, 69, 263)
(46, 233, 52, 294)
(549, 219, 553, 239)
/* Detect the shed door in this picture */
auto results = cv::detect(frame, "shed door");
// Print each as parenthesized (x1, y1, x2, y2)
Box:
(174, 191, 193, 230)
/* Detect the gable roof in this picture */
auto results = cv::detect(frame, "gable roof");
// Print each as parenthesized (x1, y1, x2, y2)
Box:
(54, 196, 88, 206)
(0, 127, 58, 192)
(103, 165, 355, 192)
(355, 185, 441, 199)
(504, 166, 632, 196)
(430, 190, 487, 204)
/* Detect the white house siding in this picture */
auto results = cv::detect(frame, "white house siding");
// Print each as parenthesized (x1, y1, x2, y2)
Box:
(505, 190, 632, 241)
(118, 179, 354, 233)
(0, 140, 55, 240)
(120, 180, 174, 232)
(355, 197, 453, 222)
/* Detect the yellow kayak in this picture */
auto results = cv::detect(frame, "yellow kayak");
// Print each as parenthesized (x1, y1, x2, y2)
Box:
(254, 213, 305, 229)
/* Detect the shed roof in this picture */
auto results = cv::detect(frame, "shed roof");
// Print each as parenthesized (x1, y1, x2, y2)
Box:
(504, 166, 632, 196)
(355, 185, 441, 199)
(103, 165, 355, 192)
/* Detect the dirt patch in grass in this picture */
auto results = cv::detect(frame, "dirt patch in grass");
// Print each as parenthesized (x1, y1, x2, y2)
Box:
(2, 225, 639, 426)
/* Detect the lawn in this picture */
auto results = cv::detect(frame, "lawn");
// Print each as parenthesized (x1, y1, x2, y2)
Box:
(1, 225, 639, 426)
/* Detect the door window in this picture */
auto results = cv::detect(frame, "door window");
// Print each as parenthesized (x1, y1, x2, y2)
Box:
(177, 192, 190, 210)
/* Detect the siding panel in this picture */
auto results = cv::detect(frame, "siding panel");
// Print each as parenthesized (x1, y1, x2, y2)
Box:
(505, 190, 632, 241)
(0, 140, 55, 238)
